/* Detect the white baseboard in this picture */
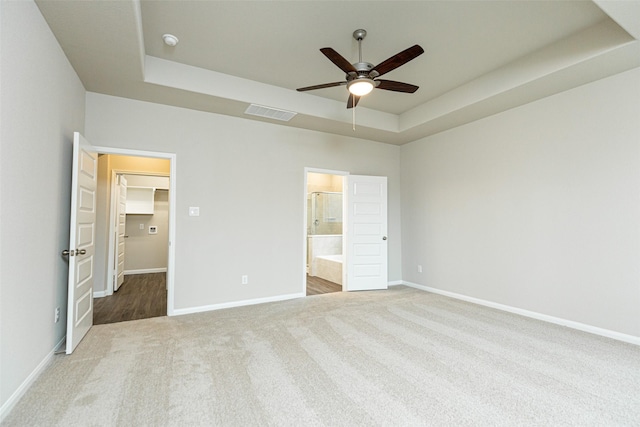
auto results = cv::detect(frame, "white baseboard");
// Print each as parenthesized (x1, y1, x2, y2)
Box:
(402, 281, 640, 346)
(388, 280, 404, 286)
(93, 290, 107, 298)
(171, 292, 304, 316)
(0, 336, 65, 422)
(124, 268, 167, 275)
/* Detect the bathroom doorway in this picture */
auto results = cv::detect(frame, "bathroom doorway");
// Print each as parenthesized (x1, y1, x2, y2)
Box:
(305, 170, 346, 296)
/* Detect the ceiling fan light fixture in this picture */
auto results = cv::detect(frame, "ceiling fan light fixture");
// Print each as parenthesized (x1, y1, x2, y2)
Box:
(347, 79, 375, 96)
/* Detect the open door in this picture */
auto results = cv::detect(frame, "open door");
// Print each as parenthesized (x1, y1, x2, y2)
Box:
(114, 174, 127, 291)
(65, 132, 97, 354)
(345, 175, 388, 291)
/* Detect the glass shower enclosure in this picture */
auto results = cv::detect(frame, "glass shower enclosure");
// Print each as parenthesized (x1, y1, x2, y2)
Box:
(308, 191, 343, 235)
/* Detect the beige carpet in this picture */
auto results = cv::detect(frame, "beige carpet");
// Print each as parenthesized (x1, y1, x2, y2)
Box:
(5, 286, 640, 426)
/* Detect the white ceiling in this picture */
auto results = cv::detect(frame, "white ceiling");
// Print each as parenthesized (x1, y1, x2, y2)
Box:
(36, 0, 640, 145)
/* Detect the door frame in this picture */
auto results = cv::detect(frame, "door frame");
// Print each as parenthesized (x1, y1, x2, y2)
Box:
(95, 145, 177, 316)
(303, 167, 348, 295)
(106, 170, 170, 296)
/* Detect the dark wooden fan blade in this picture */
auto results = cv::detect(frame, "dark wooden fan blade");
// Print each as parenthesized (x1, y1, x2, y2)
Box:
(347, 94, 360, 109)
(320, 48, 357, 74)
(297, 81, 346, 92)
(371, 45, 424, 77)
(376, 79, 419, 93)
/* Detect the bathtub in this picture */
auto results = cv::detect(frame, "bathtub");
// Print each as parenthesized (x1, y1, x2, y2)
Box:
(312, 254, 343, 285)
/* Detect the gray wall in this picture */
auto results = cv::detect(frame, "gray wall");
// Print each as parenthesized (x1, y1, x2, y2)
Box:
(124, 189, 169, 272)
(85, 93, 403, 310)
(401, 67, 640, 337)
(0, 0, 85, 413)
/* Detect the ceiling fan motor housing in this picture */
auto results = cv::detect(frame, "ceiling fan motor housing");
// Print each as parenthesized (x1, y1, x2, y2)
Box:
(347, 62, 376, 80)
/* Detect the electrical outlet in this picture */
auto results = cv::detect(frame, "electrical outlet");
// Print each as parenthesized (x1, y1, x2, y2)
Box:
(241, 275, 248, 285)
(417, 265, 423, 273)
(54, 307, 60, 323)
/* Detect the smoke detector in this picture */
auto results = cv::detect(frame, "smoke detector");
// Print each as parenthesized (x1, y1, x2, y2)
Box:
(162, 34, 179, 47)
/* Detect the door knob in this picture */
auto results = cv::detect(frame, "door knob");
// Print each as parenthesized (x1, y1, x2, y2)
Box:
(61, 249, 73, 256)
(382, 236, 387, 240)
(75, 249, 87, 256)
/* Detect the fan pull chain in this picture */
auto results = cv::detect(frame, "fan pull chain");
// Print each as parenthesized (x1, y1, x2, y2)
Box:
(352, 105, 356, 131)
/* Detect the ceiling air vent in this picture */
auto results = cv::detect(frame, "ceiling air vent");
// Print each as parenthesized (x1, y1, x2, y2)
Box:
(244, 104, 297, 122)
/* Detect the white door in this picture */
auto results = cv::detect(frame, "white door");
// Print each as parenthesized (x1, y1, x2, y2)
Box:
(115, 175, 127, 290)
(66, 132, 97, 354)
(345, 175, 388, 291)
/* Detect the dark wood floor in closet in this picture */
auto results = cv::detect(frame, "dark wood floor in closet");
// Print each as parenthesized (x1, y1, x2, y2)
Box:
(306, 274, 342, 296)
(94, 273, 340, 324)
(93, 273, 167, 325)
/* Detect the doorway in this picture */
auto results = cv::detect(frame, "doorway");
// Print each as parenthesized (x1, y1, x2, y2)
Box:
(65, 135, 176, 353)
(305, 169, 346, 296)
(93, 151, 175, 323)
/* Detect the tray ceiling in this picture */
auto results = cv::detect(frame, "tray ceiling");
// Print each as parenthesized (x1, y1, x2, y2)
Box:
(36, 0, 640, 145)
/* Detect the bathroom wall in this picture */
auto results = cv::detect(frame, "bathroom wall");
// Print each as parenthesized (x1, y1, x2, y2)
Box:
(308, 172, 343, 193)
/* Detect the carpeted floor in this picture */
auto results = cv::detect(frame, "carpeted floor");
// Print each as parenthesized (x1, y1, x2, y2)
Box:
(4, 286, 640, 426)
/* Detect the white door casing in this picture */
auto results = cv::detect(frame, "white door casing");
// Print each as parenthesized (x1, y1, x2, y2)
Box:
(115, 175, 127, 290)
(66, 132, 97, 354)
(345, 175, 388, 291)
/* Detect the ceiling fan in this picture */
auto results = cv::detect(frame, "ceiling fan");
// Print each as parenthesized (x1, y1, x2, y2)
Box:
(297, 29, 424, 109)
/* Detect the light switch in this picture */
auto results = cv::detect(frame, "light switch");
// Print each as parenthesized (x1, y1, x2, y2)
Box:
(189, 207, 200, 217)
(139, 224, 144, 230)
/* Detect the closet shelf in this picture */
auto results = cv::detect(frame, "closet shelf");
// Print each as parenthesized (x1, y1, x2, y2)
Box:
(126, 186, 156, 214)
